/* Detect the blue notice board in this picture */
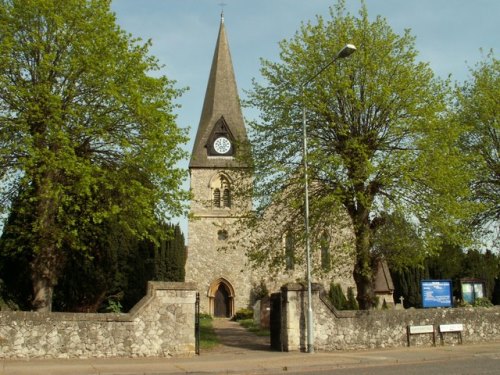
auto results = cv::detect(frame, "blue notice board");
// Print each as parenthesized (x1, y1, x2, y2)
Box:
(421, 280, 453, 308)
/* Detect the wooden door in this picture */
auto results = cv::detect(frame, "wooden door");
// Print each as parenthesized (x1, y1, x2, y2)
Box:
(214, 284, 230, 317)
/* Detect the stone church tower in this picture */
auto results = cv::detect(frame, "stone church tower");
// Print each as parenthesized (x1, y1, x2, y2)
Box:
(185, 15, 253, 317)
(186, 16, 358, 317)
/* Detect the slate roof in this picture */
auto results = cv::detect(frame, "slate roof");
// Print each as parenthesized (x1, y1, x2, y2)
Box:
(374, 259, 395, 293)
(189, 17, 250, 169)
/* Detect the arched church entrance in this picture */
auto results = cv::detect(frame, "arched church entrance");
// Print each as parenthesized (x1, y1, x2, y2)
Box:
(208, 278, 235, 317)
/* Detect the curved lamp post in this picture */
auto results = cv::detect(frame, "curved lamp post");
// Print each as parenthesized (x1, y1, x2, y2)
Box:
(302, 43, 356, 354)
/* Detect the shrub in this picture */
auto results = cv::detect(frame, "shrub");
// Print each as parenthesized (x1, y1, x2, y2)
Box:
(233, 308, 253, 321)
(328, 283, 347, 310)
(473, 297, 494, 307)
(346, 287, 359, 310)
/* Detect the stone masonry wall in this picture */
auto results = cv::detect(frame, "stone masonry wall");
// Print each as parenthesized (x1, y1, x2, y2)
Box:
(186, 168, 255, 314)
(187, 168, 358, 316)
(0, 282, 196, 359)
(281, 284, 500, 351)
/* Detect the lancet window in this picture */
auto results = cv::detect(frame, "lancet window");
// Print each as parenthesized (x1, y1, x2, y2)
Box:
(211, 174, 232, 209)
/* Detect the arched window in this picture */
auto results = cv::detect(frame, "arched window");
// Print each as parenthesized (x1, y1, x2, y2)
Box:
(210, 173, 232, 209)
(213, 188, 221, 208)
(285, 231, 294, 270)
(320, 232, 331, 271)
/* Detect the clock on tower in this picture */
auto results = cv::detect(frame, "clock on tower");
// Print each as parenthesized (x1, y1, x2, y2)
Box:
(213, 136, 232, 155)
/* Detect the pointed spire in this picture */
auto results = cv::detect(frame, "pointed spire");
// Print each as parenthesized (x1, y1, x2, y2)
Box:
(190, 16, 249, 168)
(219, 2, 226, 23)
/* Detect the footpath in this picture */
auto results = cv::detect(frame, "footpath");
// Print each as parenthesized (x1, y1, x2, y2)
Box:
(1, 319, 499, 375)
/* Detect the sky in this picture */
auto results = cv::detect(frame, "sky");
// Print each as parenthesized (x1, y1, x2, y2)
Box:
(110, 0, 500, 237)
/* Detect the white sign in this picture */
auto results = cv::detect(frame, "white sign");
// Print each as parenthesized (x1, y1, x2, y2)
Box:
(409, 325, 434, 334)
(440, 323, 463, 332)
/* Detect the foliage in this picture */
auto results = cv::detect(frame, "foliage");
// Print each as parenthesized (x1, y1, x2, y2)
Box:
(328, 282, 348, 310)
(238, 318, 270, 337)
(0, 0, 188, 311)
(249, 280, 269, 304)
(104, 298, 123, 313)
(390, 245, 500, 307)
(372, 212, 426, 272)
(120, 223, 186, 311)
(0, 213, 187, 312)
(493, 278, 500, 305)
(154, 224, 187, 282)
(456, 53, 499, 248)
(345, 286, 359, 310)
(199, 315, 220, 350)
(472, 297, 494, 308)
(232, 308, 253, 321)
(391, 265, 429, 308)
(0, 279, 18, 310)
(426, 242, 464, 298)
(328, 283, 359, 310)
(245, 0, 474, 309)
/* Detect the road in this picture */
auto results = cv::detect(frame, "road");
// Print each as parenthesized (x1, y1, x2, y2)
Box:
(288, 354, 500, 374)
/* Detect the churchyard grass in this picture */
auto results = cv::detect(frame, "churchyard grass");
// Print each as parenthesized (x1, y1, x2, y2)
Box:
(200, 314, 220, 349)
(238, 318, 270, 337)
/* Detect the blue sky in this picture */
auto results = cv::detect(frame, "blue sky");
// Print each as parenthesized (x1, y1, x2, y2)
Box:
(111, 0, 500, 235)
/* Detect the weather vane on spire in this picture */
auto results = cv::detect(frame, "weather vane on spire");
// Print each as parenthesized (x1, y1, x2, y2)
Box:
(219, 2, 227, 22)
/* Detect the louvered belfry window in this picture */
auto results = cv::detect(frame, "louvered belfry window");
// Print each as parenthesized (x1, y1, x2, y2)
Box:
(213, 188, 221, 208)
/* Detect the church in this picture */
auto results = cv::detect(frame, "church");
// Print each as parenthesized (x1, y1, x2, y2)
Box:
(185, 15, 358, 317)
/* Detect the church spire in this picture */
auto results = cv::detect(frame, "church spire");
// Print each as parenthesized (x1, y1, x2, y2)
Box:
(189, 16, 249, 169)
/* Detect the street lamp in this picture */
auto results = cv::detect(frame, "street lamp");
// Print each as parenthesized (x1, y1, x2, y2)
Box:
(302, 43, 356, 354)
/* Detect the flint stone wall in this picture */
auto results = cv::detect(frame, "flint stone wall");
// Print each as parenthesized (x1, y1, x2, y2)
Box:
(0, 282, 196, 359)
(281, 283, 500, 351)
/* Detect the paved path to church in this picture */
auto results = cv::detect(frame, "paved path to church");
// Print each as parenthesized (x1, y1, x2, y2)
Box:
(208, 318, 271, 353)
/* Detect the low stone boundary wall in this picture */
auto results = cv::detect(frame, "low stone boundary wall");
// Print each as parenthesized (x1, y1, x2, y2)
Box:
(280, 283, 500, 351)
(0, 282, 196, 359)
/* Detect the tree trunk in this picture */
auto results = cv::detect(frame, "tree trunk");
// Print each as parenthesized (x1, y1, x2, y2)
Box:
(30, 169, 64, 312)
(352, 217, 376, 310)
(32, 274, 54, 312)
(31, 245, 60, 312)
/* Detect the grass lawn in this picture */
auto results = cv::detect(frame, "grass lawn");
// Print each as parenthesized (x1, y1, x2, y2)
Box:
(199, 315, 220, 350)
(237, 318, 270, 337)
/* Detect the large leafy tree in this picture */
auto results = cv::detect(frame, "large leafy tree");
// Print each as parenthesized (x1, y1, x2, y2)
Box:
(456, 53, 499, 247)
(0, 0, 188, 311)
(246, 2, 474, 309)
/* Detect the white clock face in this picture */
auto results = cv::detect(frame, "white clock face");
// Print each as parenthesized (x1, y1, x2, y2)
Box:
(213, 136, 231, 154)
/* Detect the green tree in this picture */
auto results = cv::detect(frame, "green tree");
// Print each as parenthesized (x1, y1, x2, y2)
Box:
(157, 223, 187, 282)
(0, 0, 188, 311)
(426, 242, 464, 299)
(456, 53, 499, 248)
(121, 223, 186, 311)
(391, 265, 429, 308)
(328, 282, 347, 310)
(345, 287, 359, 310)
(372, 211, 426, 272)
(52, 217, 136, 312)
(245, 1, 473, 309)
(0, 189, 34, 310)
